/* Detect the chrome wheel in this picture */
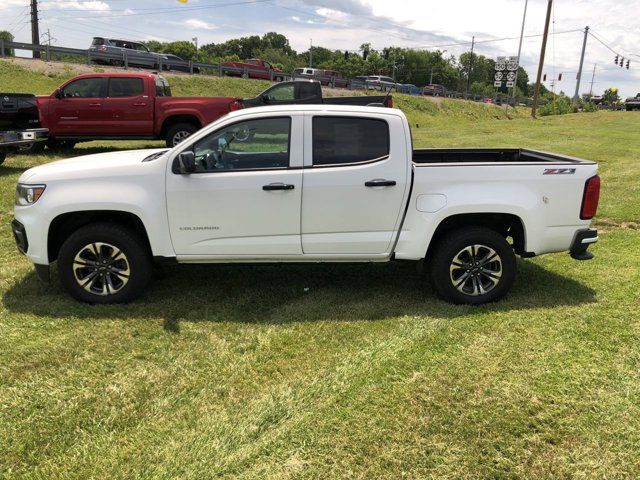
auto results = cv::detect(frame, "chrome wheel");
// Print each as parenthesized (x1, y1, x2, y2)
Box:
(172, 130, 191, 146)
(73, 242, 130, 296)
(449, 244, 502, 296)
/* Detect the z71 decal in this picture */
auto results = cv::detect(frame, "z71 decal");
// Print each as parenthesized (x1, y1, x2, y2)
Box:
(543, 168, 576, 175)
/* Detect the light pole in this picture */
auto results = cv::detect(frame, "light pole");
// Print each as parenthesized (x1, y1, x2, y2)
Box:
(513, 0, 528, 100)
(532, 0, 553, 118)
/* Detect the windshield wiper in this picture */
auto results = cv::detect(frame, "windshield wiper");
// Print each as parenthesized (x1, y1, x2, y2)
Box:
(142, 150, 169, 162)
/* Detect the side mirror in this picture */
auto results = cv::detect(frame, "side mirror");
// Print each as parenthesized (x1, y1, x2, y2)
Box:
(54, 89, 62, 99)
(176, 151, 196, 174)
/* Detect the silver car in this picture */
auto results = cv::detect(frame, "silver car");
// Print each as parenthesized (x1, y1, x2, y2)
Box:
(89, 37, 162, 69)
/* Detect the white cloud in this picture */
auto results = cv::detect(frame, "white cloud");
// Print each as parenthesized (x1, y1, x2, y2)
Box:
(42, 0, 110, 11)
(184, 18, 218, 31)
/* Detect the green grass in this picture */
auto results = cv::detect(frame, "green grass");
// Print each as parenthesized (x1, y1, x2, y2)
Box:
(1, 60, 640, 479)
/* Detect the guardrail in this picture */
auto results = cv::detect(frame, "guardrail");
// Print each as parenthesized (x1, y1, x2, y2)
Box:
(1, 39, 539, 107)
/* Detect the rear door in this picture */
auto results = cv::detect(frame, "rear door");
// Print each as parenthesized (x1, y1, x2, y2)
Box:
(103, 77, 153, 135)
(50, 77, 109, 135)
(301, 113, 410, 255)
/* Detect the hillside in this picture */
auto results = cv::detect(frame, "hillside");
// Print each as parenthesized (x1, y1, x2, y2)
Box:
(0, 58, 529, 126)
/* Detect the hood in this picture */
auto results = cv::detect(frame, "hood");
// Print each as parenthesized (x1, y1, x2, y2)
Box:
(19, 148, 169, 183)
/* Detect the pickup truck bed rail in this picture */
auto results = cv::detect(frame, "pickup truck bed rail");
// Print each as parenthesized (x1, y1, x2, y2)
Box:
(413, 148, 596, 165)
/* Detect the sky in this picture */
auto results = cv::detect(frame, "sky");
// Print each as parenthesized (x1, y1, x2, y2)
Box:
(1, 0, 639, 97)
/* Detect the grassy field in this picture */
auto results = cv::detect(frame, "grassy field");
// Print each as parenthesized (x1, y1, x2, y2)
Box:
(1, 60, 640, 479)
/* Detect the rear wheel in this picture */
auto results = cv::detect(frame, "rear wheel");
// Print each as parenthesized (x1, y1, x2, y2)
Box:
(428, 227, 517, 304)
(166, 123, 197, 148)
(57, 223, 152, 304)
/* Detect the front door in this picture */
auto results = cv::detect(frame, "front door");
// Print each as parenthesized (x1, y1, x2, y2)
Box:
(166, 114, 304, 257)
(51, 77, 109, 135)
(301, 114, 410, 255)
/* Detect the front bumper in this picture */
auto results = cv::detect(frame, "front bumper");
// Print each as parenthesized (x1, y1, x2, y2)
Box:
(569, 228, 598, 260)
(11, 219, 28, 254)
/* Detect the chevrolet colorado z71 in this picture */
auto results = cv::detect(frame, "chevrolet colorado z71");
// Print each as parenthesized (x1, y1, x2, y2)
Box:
(12, 105, 600, 304)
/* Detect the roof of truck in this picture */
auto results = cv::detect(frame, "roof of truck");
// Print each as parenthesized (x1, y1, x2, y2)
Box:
(230, 103, 404, 119)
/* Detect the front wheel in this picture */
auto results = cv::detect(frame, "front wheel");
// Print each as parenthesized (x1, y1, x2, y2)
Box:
(428, 227, 517, 305)
(57, 223, 152, 303)
(166, 123, 197, 148)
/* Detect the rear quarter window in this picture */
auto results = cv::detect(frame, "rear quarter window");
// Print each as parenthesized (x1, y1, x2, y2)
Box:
(312, 116, 390, 166)
(108, 78, 144, 97)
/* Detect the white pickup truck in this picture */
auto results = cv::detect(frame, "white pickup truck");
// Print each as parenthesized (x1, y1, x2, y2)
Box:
(12, 105, 601, 305)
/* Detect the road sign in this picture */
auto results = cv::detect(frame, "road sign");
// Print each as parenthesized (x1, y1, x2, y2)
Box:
(494, 56, 519, 88)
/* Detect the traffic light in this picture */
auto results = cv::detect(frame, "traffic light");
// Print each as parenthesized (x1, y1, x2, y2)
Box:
(615, 55, 619, 64)
(558, 73, 563, 81)
(627, 60, 630, 70)
(543, 74, 547, 81)
(620, 57, 624, 67)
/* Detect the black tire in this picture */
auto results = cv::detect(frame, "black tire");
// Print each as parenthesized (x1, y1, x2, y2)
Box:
(0, 149, 6, 165)
(57, 223, 152, 304)
(165, 123, 197, 148)
(428, 227, 517, 305)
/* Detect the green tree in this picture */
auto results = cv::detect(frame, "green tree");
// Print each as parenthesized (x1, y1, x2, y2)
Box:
(602, 87, 621, 106)
(0, 30, 14, 56)
(163, 41, 197, 60)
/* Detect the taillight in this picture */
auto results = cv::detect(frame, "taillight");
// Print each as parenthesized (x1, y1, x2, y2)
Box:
(229, 100, 242, 111)
(580, 175, 600, 220)
(385, 97, 393, 108)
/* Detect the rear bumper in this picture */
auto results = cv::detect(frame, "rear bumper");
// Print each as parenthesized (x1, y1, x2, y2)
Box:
(569, 228, 598, 260)
(0, 128, 49, 147)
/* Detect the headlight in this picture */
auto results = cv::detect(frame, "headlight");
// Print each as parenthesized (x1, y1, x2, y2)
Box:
(15, 184, 46, 206)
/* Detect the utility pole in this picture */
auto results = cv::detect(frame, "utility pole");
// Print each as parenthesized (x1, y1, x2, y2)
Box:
(309, 38, 313, 67)
(531, 0, 553, 118)
(573, 26, 589, 102)
(465, 36, 475, 95)
(30, 0, 40, 59)
(589, 63, 596, 96)
(513, 0, 528, 100)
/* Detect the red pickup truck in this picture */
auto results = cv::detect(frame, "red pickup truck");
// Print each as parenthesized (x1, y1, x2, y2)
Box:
(36, 72, 242, 148)
(221, 58, 286, 81)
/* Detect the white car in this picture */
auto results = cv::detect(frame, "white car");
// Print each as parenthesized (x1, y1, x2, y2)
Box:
(12, 105, 600, 304)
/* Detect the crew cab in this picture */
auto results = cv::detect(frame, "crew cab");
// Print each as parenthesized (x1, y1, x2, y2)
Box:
(36, 73, 242, 148)
(243, 80, 393, 108)
(221, 59, 286, 81)
(12, 105, 600, 305)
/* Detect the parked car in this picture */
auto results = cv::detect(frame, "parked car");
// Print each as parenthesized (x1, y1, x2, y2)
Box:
(221, 58, 286, 81)
(89, 37, 164, 69)
(398, 84, 422, 95)
(366, 75, 397, 91)
(242, 80, 392, 108)
(624, 93, 640, 111)
(13, 105, 600, 305)
(36, 73, 242, 148)
(1, 93, 48, 163)
(423, 84, 446, 97)
(292, 68, 350, 88)
(162, 54, 200, 74)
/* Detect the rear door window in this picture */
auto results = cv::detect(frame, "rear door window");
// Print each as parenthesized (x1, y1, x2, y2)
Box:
(298, 82, 317, 100)
(312, 116, 390, 166)
(108, 77, 144, 97)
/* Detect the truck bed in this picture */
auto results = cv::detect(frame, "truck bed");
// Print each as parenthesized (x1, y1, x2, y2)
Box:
(412, 148, 595, 165)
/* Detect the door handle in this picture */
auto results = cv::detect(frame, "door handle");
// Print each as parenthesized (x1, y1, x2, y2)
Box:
(133, 102, 147, 106)
(365, 179, 396, 187)
(89, 103, 102, 107)
(263, 183, 295, 191)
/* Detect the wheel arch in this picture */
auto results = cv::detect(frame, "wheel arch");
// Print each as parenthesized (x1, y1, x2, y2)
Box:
(426, 212, 527, 259)
(48, 210, 152, 263)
